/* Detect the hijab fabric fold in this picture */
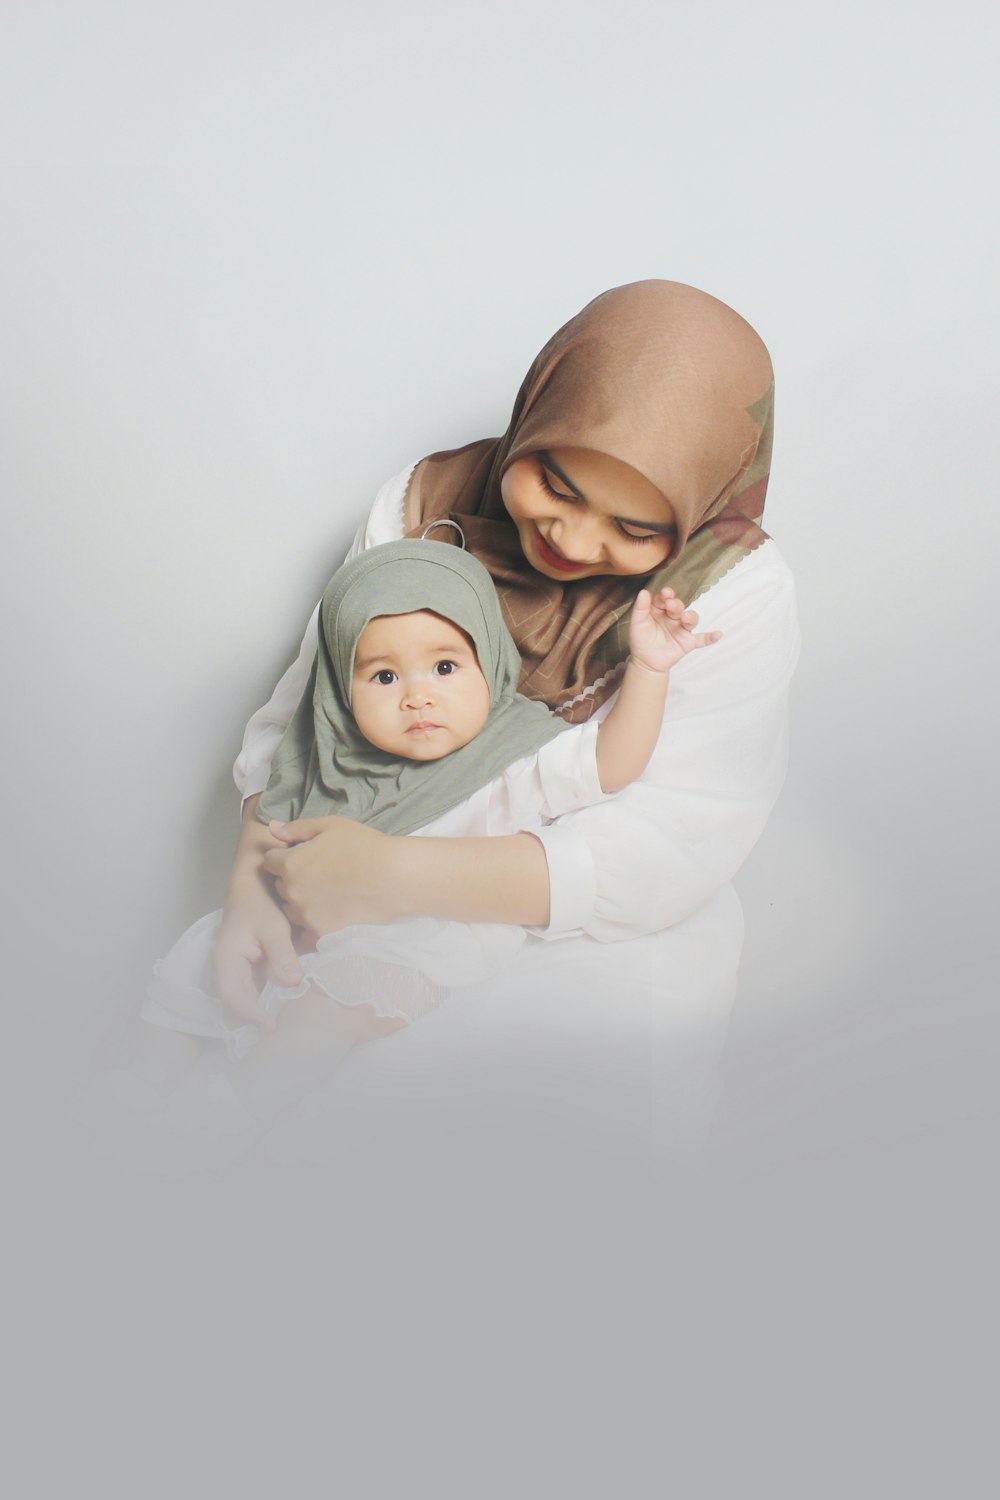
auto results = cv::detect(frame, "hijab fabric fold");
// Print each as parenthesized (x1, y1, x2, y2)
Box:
(258, 540, 566, 834)
(410, 280, 774, 723)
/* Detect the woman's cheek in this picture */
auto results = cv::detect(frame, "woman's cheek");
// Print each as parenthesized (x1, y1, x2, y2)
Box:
(499, 462, 542, 526)
(636, 539, 673, 573)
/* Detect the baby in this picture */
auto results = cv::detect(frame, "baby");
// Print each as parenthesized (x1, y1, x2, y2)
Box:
(137, 538, 719, 1116)
(257, 536, 718, 829)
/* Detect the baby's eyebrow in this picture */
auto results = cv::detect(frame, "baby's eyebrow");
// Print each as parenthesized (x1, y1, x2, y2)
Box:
(353, 642, 475, 672)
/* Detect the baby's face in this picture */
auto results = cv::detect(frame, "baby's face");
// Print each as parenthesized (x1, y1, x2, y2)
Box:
(351, 610, 491, 760)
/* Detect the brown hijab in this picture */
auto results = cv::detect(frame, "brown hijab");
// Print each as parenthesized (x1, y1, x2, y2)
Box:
(407, 280, 773, 723)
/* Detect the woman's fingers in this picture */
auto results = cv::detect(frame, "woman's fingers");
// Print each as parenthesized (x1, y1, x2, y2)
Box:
(268, 817, 326, 845)
(260, 924, 304, 989)
(214, 944, 276, 1031)
(262, 847, 288, 877)
(261, 847, 312, 933)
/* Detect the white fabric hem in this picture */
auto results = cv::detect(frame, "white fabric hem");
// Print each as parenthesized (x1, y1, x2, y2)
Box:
(526, 823, 598, 939)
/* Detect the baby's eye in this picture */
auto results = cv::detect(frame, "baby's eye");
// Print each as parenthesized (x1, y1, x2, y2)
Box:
(374, 670, 397, 685)
(434, 660, 457, 676)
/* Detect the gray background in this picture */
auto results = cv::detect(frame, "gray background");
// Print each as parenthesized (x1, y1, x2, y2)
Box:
(3, 2, 997, 1494)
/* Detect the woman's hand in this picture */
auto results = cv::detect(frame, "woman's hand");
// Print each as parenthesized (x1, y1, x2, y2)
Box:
(262, 817, 403, 941)
(628, 587, 721, 675)
(212, 798, 304, 1028)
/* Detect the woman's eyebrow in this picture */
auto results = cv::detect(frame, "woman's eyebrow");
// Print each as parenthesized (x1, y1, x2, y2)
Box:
(538, 451, 677, 534)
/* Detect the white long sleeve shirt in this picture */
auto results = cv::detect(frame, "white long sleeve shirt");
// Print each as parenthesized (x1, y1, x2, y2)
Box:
(234, 463, 800, 944)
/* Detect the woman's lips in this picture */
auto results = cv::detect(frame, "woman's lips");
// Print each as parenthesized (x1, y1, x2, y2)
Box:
(532, 526, 591, 574)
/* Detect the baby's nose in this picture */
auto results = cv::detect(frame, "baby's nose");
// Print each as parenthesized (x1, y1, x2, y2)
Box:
(402, 680, 434, 708)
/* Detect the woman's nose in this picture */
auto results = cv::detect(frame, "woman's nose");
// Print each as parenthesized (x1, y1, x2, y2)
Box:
(550, 515, 603, 564)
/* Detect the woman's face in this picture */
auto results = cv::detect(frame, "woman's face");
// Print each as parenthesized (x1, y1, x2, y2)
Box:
(350, 610, 491, 761)
(500, 449, 677, 581)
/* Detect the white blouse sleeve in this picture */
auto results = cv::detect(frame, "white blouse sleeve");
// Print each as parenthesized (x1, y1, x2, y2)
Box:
(483, 719, 616, 833)
(529, 542, 801, 942)
(233, 463, 416, 801)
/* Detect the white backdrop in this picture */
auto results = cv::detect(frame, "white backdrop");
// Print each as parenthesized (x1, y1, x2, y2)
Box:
(4, 0, 998, 1490)
(4, 0, 997, 1143)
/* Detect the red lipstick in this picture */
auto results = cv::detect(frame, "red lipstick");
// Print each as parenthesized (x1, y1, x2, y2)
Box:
(532, 526, 591, 575)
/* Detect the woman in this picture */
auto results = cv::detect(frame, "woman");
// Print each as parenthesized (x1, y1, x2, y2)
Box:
(128, 279, 797, 1139)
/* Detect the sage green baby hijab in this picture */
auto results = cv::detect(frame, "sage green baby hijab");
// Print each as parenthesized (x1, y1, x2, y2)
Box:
(257, 540, 567, 835)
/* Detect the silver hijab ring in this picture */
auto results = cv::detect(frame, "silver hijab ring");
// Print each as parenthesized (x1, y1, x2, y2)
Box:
(420, 518, 467, 549)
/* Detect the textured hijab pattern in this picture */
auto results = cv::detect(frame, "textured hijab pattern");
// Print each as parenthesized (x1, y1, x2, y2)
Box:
(257, 540, 566, 834)
(410, 280, 774, 722)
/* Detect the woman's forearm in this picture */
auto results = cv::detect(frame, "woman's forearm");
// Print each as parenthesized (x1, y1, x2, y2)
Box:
(264, 817, 553, 934)
(390, 832, 551, 927)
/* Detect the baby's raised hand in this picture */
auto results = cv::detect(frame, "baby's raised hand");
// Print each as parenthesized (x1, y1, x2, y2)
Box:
(628, 587, 722, 675)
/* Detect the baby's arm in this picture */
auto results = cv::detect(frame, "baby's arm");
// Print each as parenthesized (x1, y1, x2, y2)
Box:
(595, 588, 721, 793)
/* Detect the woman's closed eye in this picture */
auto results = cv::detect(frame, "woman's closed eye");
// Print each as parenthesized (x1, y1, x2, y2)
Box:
(614, 522, 662, 545)
(539, 467, 580, 505)
(539, 466, 663, 546)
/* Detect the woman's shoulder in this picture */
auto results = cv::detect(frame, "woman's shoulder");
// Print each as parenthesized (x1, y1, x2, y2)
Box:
(349, 461, 420, 556)
(697, 538, 796, 614)
(369, 460, 420, 537)
(373, 461, 419, 521)
(708, 536, 795, 593)
(690, 539, 799, 661)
